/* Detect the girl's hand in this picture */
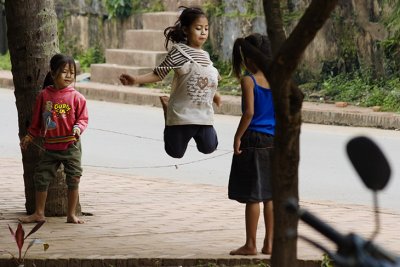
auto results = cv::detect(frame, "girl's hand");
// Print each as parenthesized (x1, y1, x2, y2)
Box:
(233, 137, 242, 155)
(213, 93, 222, 108)
(119, 74, 135, 85)
(73, 126, 81, 137)
(20, 135, 33, 150)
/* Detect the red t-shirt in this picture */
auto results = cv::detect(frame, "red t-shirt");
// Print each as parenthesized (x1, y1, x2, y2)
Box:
(28, 85, 88, 150)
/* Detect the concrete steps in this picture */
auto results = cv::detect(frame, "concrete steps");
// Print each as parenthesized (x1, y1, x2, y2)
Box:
(142, 11, 178, 30)
(90, 0, 206, 85)
(105, 49, 167, 66)
(90, 64, 153, 84)
(90, 14, 173, 85)
(123, 30, 167, 51)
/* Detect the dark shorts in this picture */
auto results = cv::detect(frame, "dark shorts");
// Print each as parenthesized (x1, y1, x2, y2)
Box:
(34, 141, 82, 191)
(228, 130, 274, 203)
(164, 125, 218, 158)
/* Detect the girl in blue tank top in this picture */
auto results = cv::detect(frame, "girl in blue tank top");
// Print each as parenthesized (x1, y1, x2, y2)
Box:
(228, 33, 275, 256)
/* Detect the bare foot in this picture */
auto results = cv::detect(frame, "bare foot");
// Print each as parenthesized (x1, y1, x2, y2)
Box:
(67, 215, 85, 224)
(262, 240, 272, 255)
(261, 247, 272, 255)
(229, 245, 257, 256)
(159, 96, 169, 120)
(18, 213, 46, 223)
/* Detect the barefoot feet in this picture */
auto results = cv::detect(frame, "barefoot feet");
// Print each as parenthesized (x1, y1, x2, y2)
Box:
(18, 213, 46, 223)
(67, 214, 85, 224)
(262, 240, 272, 255)
(261, 246, 272, 255)
(229, 245, 257, 256)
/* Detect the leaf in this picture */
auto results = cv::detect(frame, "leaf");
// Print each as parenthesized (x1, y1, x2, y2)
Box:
(8, 224, 15, 237)
(25, 221, 45, 240)
(15, 223, 25, 258)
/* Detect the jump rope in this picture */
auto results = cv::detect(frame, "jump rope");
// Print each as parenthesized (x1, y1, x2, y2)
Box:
(29, 127, 234, 170)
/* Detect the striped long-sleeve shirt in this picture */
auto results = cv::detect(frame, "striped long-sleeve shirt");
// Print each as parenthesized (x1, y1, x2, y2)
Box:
(153, 43, 214, 80)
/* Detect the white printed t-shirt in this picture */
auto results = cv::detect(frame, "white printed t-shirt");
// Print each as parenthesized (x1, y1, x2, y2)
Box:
(153, 43, 219, 126)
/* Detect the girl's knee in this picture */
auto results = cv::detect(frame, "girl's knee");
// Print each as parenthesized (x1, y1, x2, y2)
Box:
(197, 142, 218, 154)
(165, 148, 185, 158)
(67, 176, 81, 190)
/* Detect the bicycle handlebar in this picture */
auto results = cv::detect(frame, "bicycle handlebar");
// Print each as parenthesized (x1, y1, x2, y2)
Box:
(286, 199, 400, 267)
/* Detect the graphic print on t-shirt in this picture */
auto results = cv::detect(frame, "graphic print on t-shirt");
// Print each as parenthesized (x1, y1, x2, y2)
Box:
(43, 100, 57, 131)
(186, 70, 217, 105)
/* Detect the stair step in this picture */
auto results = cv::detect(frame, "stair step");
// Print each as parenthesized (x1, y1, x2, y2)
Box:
(90, 63, 153, 85)
(106, 49, 167, 67)
(124, 30, 166, 51)
(163, 0, 207, 11)
(142, 12, 178, 30)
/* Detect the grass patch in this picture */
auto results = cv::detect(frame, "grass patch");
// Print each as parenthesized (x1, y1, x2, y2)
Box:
(0, 51, 11, 70)
(315, 72, 400, 112)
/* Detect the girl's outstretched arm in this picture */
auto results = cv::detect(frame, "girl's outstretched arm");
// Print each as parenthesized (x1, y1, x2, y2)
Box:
(119, 72, 161, 86)
(233, 76, 254, 155)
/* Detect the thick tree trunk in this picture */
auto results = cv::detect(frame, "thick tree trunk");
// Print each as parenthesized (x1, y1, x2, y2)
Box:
(263, 0, 338, 266)
(5, 0, 80, 216)
(0, 3, 7, 54)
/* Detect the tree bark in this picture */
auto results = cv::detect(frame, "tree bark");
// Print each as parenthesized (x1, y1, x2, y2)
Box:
(263, 1, 339, 266)
(5, 0, 80, 216)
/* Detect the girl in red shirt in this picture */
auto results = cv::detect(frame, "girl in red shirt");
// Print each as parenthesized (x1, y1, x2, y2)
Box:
(19, 53, 88, 224)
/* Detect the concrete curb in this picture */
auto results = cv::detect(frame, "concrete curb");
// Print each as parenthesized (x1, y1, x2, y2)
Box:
(0, 258, 321, 267)
(1, 70, 400, 130)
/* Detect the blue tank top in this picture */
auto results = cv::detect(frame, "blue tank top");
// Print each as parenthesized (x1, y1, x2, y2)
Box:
(244, 75, 275, 136)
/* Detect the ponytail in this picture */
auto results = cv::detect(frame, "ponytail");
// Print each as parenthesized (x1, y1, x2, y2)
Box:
(232, 33, 273, 80)
(164, 6, 206, 49)
(42, 71, 54, 89)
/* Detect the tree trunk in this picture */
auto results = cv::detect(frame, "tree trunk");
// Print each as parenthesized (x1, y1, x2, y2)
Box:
(5, 0, 80, 216)
(263, 1, 339, 266)
(0, 3, 7, 54)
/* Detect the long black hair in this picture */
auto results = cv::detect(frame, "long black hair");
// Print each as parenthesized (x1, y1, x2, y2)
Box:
(232, 33, 272, 80)
(163, 6, 207, 50)
(42, 53, 76, 88)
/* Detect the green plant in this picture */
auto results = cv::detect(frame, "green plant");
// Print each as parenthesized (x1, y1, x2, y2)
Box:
(203, 1, 226, 17)
(0, 221, 49, 266)
(105, 0, 132, 19)
(0, 51, 11, 70)
(76, 46, 105, 73)
(320, 253, 334, 267)
(317, 71, 400, 112)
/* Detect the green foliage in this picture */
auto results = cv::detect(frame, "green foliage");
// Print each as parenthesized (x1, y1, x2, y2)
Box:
(0, 51, 11, 70)
(76, 46, 105, 73)
(214, 60, 240, 96)
(317, 71, 400, 112)
(383, 0, 400, 39)
(380, 0, 400, 73)
(132, 0, 164, 13)
(104, 0, 133, 19)
(102, 0, 166, 19)
(321, 253, 334, 267)
(203, 1, 225, 17)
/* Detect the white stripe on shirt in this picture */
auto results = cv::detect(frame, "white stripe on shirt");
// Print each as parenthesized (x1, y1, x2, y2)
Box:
(153, 43, 213, 80)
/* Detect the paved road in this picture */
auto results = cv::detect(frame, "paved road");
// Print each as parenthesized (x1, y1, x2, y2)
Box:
(1, 87, 400, 266)
(1, 88, 399, 212)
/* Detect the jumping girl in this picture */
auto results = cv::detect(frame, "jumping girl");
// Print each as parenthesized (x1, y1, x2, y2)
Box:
(119, 6, 221, 158)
